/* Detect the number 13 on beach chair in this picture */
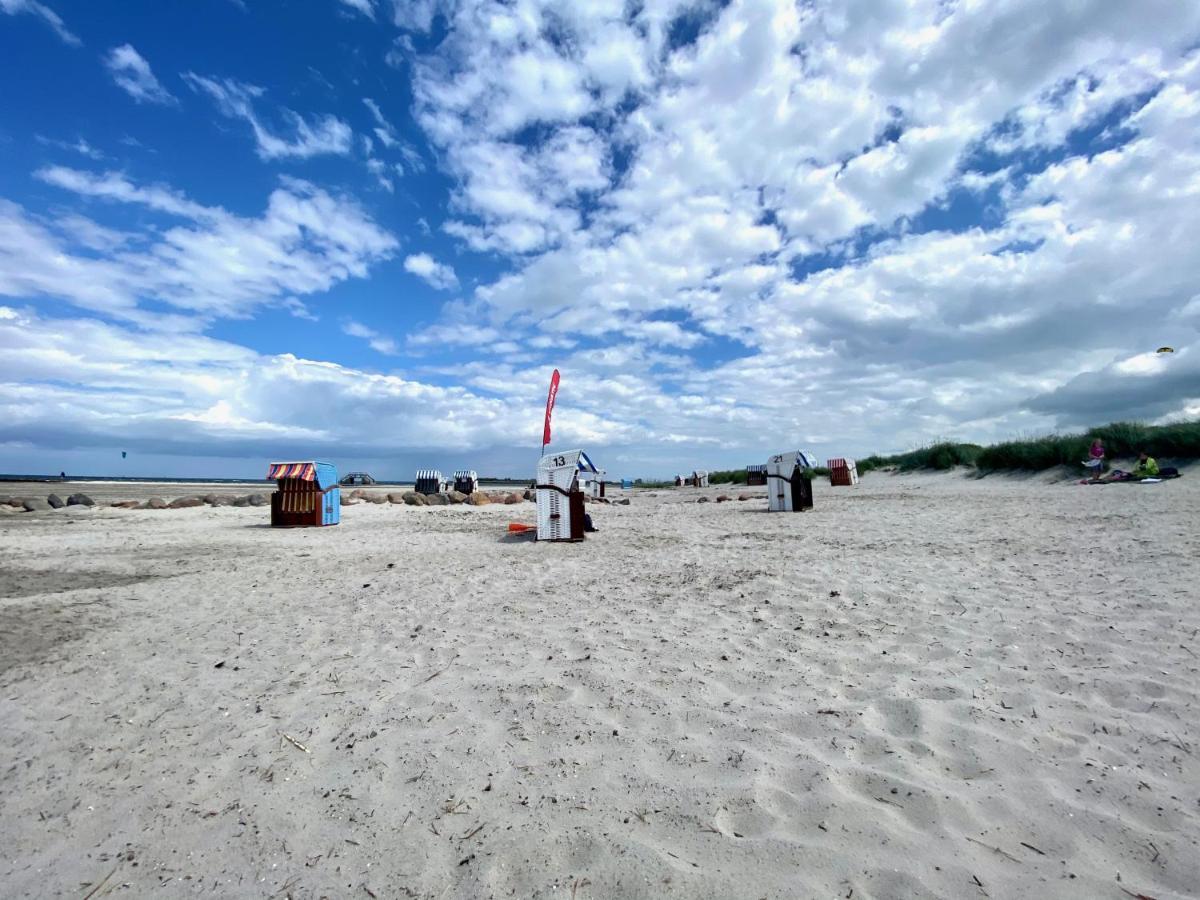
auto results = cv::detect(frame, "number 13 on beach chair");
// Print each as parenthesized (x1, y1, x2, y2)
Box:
(535, 449, 596, 541)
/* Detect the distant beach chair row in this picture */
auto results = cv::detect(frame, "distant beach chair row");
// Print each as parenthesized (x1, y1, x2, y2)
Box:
(749, 455, 857, 489)
(412, 469, 480, 495)
(261, 449, 842, 532)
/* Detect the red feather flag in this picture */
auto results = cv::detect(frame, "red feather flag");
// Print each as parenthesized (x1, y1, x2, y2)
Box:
(542, 368, 560, 449)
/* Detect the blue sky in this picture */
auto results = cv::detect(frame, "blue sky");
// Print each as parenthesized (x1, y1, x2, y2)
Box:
(2, 0, 1199, 480)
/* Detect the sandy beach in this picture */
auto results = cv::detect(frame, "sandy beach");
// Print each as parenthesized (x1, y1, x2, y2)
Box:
(2, 473, 1198, 899)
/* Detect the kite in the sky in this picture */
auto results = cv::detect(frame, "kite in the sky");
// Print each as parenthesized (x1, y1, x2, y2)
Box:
(1156, 347, 1175, 354)
(122, 451, 127, 459)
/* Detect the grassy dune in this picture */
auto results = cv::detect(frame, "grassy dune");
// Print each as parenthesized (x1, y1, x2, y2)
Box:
(860, 420, 1200, 474)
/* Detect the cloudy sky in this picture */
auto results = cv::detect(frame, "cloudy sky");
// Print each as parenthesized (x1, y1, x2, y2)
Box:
(1, 0, 1198, 479)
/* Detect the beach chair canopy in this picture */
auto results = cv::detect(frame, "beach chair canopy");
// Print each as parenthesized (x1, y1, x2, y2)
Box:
(766, 451, 818, 472)
(452, 469, 479, 493)
(415, 469, 445, 493)
(267, 461, 338, 490)
(539, 449, 598, 474)
(746, 464, 767, 474)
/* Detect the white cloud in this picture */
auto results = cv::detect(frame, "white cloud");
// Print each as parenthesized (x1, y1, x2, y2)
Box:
(105, 44, 176, 105)
(403, 252, 458, 290)
(0, 307, 552, 463)
(35, 165, 216, 219)
(7, 0, 1200, 471)
(408, 322, 500, 348)
(281, 297, 319, 321)
(394, 0, 1200, 459)
(35, 135, 105, 159)
(5, 167, 397, 324)
(183, 73, 353, 160)
(363, 97, 398, 147)
(0, 0, 79, 46)
(391, 0, 436, 32)
(338, 0, 375, 19)
(342, 319, 398, 354)
(366, 157, 394, 192)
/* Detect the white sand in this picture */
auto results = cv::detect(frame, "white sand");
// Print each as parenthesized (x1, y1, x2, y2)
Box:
(2, 474, 1198, 899)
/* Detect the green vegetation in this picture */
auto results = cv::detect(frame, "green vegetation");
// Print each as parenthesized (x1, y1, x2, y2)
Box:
(857, 419, 1200, 474)
(630, 419, 1199, 482)
(975, 420, 1200, 471)
(857, 441, 984, 473)
(708, 469, 747, 485)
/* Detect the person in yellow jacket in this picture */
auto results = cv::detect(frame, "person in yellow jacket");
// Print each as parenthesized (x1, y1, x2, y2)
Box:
(1131, 451, 1160, 479)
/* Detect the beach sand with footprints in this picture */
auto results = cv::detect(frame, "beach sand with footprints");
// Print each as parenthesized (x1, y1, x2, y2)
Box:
(1, 473, 1198, 899)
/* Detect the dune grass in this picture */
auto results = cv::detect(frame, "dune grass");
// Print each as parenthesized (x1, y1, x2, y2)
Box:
(858, 420, 1200, 474)
(638, 420, 1199, 483)
(857, 442, 984, 474)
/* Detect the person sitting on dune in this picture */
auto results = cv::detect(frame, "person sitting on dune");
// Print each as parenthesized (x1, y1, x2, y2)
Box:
(1131, 451, 1160, 480)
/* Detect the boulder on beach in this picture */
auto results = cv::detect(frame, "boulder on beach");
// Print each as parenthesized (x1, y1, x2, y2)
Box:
(350, 489, 368, 500)
(169, 497, 205, 509)
(617, 497, 631, 505)
(425, 493, 449, 506)
(697, 496, 710, 503)
(23, 498, 51, 512)
(247, 494, 268, 507)
(111, 500, 141, 509)
(203, 493, 220, 505)
(231, 496, 251, 508)
(716, 494, 731, 503)
(387, 493, 407, 504)
(46, 493, 65, 509)
(145, 498, 168, 509)
(340, 495, 359, 506)
(403, 492, 428, 506)
(504, 493, 522, 504)
(738, 493, 752, 501)
(66, 493, 94, 507)
(447, 490, 468, 505)
(211, 496, 234, 506)
(467, 491, 492, 506)
(366, 494, 388, 504)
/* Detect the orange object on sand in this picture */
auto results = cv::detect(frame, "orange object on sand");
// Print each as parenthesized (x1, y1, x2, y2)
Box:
(507, 523, 536, 533)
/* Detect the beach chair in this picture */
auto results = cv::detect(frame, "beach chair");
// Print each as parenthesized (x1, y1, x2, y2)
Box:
(827, 458, 859, 486)
(745, 464, 768, 486)
(580, 468, 606, 499)
(766, 451, 816, 512)
(536, 449, 597, 541)
(414, 469, 445, 495)
(267, 461, 340, 527)
(453, 470, 479, 494)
